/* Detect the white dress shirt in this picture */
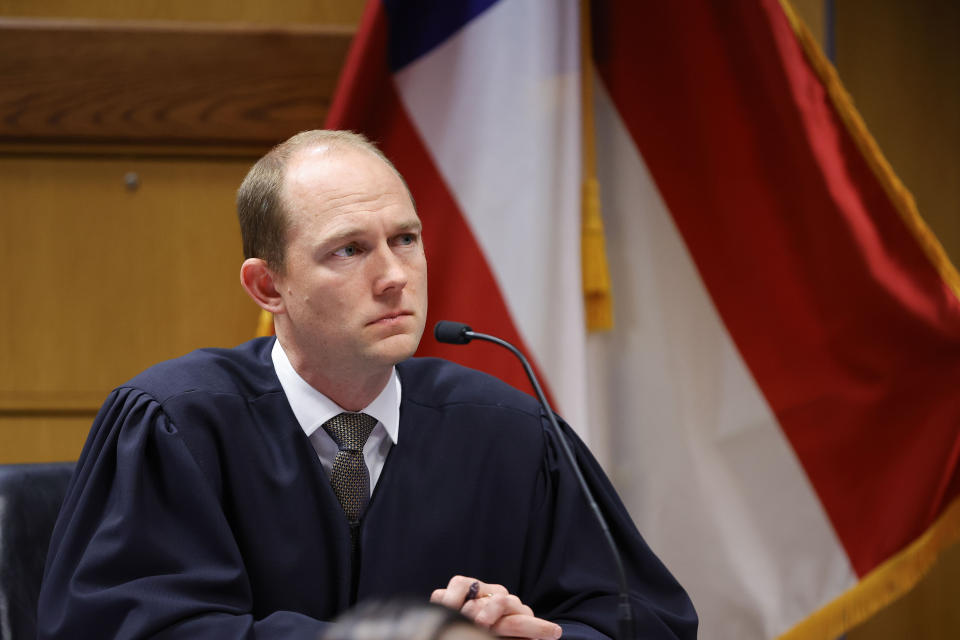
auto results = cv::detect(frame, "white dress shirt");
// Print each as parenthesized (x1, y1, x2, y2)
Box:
(271, 339, 400, 491)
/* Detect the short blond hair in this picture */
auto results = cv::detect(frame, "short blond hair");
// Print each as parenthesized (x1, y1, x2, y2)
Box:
(236, 130, 410, 272)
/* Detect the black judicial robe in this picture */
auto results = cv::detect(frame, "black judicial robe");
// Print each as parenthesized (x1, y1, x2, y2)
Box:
(38, 338, 696, 639)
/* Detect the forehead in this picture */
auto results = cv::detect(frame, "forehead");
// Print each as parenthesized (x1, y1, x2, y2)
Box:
(282, 145, 413, 221)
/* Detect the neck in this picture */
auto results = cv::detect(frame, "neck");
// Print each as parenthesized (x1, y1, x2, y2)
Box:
(304, 368, 391, 412)
(277, 340, 391, 412)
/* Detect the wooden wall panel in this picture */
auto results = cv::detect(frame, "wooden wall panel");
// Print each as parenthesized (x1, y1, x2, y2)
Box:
(0, 416, 94, 464)
(0, 6, 358, 464)
(835, 0, 960, 265)
(0, 155, 262, 462)
(0, 0, 365, 25)
(0, 19, 352, 152)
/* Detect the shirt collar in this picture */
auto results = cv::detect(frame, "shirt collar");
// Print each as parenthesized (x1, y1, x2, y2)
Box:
(271, 338, 400, 445)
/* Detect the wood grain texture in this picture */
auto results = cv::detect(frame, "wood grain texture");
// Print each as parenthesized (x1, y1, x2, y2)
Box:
(0, 0, 365, 25)
(0, 415, 92, 463)
(0, 18, 354, 150)
(0, 155, 262, 428)
(835, 0, 960, 268)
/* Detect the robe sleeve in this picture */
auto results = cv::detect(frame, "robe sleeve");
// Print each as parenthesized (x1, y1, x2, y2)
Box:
(38, 387, 330, 640)
(521, 413, 698, 640)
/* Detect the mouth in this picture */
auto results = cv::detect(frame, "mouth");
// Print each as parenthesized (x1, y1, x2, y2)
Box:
(368, 310, 414, 327)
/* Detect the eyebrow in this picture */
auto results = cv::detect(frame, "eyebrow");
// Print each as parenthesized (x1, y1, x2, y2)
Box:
(321, 219, 422, 248)
(394, 220, 423, 234)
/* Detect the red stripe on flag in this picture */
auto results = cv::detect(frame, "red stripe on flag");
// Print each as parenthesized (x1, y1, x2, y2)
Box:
(325, 0, 552, 401)
(592, 0, 960, 576)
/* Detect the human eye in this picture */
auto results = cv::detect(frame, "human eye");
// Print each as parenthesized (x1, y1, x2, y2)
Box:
(393, 232, 418, 246)
(332, 243, 361, 258)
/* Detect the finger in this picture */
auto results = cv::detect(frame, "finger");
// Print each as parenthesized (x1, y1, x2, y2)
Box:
(430, 588, 446, 603)
(480, 582, 509, 597)
(442, 576, 507, 608)
(466, 594, 531, 628)
(435, 575, 475, 609)
(491, 613, 563, 640)
(465, 593, 510, 627)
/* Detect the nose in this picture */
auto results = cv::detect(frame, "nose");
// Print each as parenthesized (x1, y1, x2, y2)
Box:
(371, 244, 408, 296)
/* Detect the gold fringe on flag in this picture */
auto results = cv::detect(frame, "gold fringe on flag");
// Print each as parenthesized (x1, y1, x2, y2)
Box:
(255, 309, 274, 338)
(778, 0, 960, 304)
(579, 0, 614, 332)
(777, 1, 960, 637)
(779, 495, 960, 640)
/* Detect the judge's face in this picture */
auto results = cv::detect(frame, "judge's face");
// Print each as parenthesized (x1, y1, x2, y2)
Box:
(273, 145, 427, 378)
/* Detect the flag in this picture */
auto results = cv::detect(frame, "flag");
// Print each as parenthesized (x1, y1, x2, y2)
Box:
(324, 0, 960, 637)
(325, 0, 592, 435)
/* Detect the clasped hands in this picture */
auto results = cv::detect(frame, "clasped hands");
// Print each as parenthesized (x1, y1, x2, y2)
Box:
(431, 575, 562, 639)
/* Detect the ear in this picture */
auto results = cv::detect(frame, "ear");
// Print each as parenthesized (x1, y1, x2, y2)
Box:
(240, 258, 285, 314)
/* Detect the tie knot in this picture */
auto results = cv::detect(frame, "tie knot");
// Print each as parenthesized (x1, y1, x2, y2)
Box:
(322, 412, 378, 452)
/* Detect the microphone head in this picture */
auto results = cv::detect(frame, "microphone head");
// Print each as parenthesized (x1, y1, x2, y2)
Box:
(434, 321, 473, 344)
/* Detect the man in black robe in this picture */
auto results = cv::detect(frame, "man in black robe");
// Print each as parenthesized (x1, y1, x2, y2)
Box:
(38, 130, 697, 639)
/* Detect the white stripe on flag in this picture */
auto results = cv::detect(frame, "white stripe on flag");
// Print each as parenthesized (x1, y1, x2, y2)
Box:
(393, 0, 590, 439)
(587, 77, 857, 638)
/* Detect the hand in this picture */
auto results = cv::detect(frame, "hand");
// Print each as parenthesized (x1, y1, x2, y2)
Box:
(431, 575, 562, 640)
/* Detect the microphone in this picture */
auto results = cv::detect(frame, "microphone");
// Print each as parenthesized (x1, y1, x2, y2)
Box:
(433, 320, 472, 344)
(433, 321, 634, 640)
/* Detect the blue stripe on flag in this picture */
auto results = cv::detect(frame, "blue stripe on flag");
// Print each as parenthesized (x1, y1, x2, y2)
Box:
(382, 0, 500, 71)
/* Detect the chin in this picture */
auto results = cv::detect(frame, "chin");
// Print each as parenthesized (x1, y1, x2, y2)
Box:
(368, 333, 421, 365)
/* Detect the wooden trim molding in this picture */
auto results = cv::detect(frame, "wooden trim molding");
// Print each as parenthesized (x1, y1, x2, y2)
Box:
(0, 390, 103, 415)
(0, 18, 354, 155)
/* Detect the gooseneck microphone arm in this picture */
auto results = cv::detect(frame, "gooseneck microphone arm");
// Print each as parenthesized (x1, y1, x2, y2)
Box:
(433, 321, 634, 640)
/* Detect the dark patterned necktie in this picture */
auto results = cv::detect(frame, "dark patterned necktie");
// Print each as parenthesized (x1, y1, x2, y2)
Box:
(322, 412, 378, 524)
